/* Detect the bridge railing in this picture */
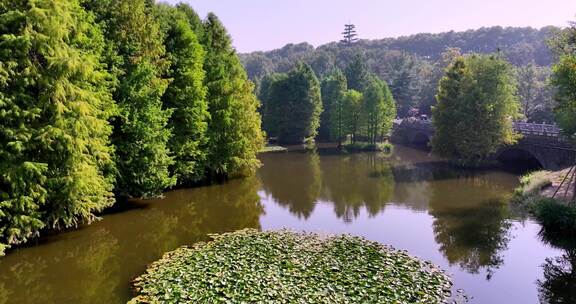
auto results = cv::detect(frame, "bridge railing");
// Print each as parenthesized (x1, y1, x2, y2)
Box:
(513, 122, 561, 139)
(396, 118, 571, 144)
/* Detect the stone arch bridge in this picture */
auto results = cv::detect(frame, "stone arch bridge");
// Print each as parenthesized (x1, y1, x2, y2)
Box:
(391, 119, 576, 170)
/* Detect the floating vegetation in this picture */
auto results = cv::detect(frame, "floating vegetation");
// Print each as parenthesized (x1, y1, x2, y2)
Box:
(130, 229, 452, 303)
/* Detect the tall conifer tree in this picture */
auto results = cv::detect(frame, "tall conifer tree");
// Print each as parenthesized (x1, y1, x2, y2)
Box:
(265, 63, 323, 145)
(320, 68, 347, 141)
(88, 0, 176, 197)
(202, 13, 264, 178)
(156, 5, 210, 185)
(0, 0, 116, 253)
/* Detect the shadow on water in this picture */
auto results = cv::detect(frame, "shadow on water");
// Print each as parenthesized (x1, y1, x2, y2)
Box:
(537, 228, 576, 304)
(0, 177, 264, 304)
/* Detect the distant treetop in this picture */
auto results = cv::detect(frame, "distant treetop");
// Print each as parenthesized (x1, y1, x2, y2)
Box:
(341, 24, 358, 46)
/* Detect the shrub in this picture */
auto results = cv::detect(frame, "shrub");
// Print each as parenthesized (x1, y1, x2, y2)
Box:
(532, 198, 576, 235)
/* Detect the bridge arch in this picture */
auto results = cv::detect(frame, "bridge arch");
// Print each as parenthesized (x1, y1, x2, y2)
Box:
(410, 132, 431, 147)
(494, 147, 543, 171)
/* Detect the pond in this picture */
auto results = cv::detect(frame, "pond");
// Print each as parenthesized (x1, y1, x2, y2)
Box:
(0, 145, 570, 304)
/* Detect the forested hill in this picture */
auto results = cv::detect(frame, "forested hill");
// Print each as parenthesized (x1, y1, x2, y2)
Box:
(240, 26, 559, 118)
(241, 26, 557, 80)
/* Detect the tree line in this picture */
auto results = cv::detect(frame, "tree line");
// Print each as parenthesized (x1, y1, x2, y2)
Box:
(258, 55, 395, 146)
(241, 26, 558, 122)
(0, 0, 264, 255)
(431, 20, 576, 165)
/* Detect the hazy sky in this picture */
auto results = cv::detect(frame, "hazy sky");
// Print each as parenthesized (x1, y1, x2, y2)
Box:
(164, 0, 576, 53)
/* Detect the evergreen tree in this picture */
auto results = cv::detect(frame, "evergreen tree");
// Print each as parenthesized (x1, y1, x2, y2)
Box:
(362, 77, 396, 144)
(0, 0, 116, 253)
(202, 13, 264, 178)
(340, 24, 358, 46)
(343, 90, 364, 144)
(320, 68, 347, 141)
(328, 74, 350, 146)
(345, 54, 370, 91)
(432, 54, 521, 163)
(265, 63, 323, 145)
(156, 5, 210, 185)
(176, 3, 204, 40)
(259, 73, 288, 137)
(88, 0, 176, 198)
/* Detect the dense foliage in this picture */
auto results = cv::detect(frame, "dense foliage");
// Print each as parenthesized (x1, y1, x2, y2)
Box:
(362, 77, 396, 145)
(130, 229, 452, 303)
(320, 69, 347, 142)
(0, 0, 263, 254)
(260, 63, 322, 144)
(156, 4, 210, 185)
(202, 13, 264, 178)
(0, 0, 116, 254)
(432, 54, 521, 163)
(241, 26, 557, 119)
(90, 0, 175, 198)
(551, 22, 576, 142)
(261, 56, 396, 146)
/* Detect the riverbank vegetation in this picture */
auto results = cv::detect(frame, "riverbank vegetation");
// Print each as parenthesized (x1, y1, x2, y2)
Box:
(0, 0, 263, 255)
(130, 229, 452, 303)
(260, 55, 396, 146)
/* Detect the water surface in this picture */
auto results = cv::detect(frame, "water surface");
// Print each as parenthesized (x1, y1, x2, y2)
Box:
(0, 145, 570, 303)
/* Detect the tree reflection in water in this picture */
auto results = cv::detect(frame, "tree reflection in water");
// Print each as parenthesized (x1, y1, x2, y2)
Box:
(422, 165, 514, 279)
(538, 229, 576, 304)
(259, 151, 394, 222)
(259, 152, 322, 218)
(0, 176, 263, 304)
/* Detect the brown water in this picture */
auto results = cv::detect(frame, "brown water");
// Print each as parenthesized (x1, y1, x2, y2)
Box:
(0, 145, 571, 304)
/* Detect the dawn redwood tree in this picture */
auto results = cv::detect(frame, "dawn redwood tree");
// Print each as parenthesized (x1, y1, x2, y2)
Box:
(345, 54, 370, 92)
(362, 77, 396, 144)
(432, 54, 521, 164)
(258, 73, 288, 136)
(266, 63, 323, 145)
(175, 3, 204, 41)
(156, 5, 210, 185)
(89, 0, 176, 198)
(319, 68, 347, 141)
(0, 0, 116, 253)
(343, 90, 364, 144)
(202, 13, 264, 178)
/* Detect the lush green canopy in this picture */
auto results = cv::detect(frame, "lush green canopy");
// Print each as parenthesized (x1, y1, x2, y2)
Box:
(0, 0, 116, 253)
(261, 63, 322, 145)
(432, 54, 521, 163)
(0, 0, 264, 254)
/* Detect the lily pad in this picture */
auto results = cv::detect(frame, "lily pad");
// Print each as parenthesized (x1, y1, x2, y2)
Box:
(130, 229, 452, 303)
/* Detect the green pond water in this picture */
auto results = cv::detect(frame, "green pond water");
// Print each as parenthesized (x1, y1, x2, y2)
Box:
(0, 145, 572, 304)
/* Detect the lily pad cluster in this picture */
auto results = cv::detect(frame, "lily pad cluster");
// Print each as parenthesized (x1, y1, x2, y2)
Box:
(130, 229, 452, 303)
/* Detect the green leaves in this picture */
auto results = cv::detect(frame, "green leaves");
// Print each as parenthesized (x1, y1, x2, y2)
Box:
(130, 230, 452, 304)
(0, 0, 116, 251)
(552, 55, 576, 142)
(203, 13, 264, 178)
(156, 5, 210, 186)
(263, 63, 322, 145)
(0, 1, 266, 253)
(432, 54, 521, 164)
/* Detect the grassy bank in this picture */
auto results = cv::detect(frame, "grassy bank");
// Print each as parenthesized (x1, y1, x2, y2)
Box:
(130, 229, 452, 303)
(514, 169, 576, 236)
(343, 142, 393, 153)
